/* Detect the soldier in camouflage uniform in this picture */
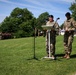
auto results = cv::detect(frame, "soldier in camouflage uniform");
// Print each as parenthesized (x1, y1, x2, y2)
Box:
(63, 12, 76, 59)
(46, 15, 59, 59)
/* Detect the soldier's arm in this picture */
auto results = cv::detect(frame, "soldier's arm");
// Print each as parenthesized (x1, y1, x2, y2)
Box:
(55, 22, 59, 31)
(54, 22, 60, 35)
(72, 19, 76, 29)
(68, 18, 76, 31)
(63, 21, 69, 31)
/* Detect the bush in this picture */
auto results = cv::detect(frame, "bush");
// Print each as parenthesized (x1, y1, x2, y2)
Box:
(13, 30, 26, 38)
(0, 33, 12, 39)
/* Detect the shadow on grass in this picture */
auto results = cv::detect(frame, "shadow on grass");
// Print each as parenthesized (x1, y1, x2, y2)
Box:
(56, 54, 76, 59)
(26, 54, 76, 61)
(26, 57, 40, 61)
(55, 54, 64, 57)
(70, 54, 76, 58)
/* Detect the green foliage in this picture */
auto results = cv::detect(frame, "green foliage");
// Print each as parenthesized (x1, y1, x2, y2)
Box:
(36, 12, 49, 29)
(69, 1, 76, 20)
(10, 7, 33, 22)
(13, 30, 26, 38)
(0, 36, 76, 75)
(0, 23, 2, 32)
(0, 8, 51, 38)
(0, 7, 35, 38)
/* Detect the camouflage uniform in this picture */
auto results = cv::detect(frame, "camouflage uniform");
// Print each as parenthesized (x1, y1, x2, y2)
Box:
(46, 21, 59, 56)
(63, 18, 76, 56)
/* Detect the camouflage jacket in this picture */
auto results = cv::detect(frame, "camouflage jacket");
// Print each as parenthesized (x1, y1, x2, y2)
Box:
(64, 18, 76, 31)
(46, 21, 59, 32)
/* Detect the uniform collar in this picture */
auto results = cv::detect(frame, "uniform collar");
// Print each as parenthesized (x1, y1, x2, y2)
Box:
(66, 17, 71, 22)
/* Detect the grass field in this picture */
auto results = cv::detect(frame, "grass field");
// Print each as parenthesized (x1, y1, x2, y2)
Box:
(0, 36, 76, 75)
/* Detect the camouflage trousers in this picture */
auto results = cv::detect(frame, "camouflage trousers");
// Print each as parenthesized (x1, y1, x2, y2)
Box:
(64, 34, 74, 55)
(46, 31, 56, 56)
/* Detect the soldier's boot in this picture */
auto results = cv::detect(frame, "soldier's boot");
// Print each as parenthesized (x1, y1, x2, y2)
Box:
(47, 53, 49, 57)
(66, 53, 70, 59)
(63, 53, 68, 58)
(51, 55, 55, 59)
(66, 55, 70, 59)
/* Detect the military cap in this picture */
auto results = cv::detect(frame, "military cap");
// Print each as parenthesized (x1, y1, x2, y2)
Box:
(65, 12, 71, 16)
(48, 15, 54, 18)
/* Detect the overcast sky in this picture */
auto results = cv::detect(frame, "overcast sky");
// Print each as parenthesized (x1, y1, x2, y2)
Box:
(0, 0, 75, 25)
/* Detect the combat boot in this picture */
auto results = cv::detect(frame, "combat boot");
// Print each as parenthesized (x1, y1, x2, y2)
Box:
(66, 54, 70, 59)
(63, 54, 68, 58)
(51, 55, 55, 59)
(47, 54, 49, 57)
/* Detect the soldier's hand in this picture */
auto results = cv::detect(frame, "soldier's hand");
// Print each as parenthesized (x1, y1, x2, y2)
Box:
(65, 28, 71, 31)
(65, 29, 68, 32)
(65, 27, 68, 31)
(68, 28, 71, 31)
(68, 28, 75, 31)
(71, 28, 75, 31)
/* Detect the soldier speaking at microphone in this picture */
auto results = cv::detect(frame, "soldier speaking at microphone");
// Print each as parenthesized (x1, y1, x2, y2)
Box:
(45, 15, 59, 59)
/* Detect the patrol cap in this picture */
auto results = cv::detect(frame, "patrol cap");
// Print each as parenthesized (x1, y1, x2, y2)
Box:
(48, 15, 54, 18)
(65, 12, 71, 16)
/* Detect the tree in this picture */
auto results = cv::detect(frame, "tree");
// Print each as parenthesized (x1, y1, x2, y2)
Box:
(36, 12, 49, 29)
(19, 19, 35, 37)
(0, 7, 35, 38)
(10, 7, 33, 22)
(69, 0, 76, 20)
(0, 7, 50, 38)
(0, 23, 1, 32)
(1, 16, 12, 33)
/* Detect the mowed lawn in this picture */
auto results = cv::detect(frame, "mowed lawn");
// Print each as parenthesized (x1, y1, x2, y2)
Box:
(0, 36, 76, 75)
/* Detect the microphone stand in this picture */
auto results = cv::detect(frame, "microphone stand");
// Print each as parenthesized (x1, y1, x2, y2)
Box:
(33, 27, 36, 59)
(33, 27, 38, 60)
(27, 27, 38, 60)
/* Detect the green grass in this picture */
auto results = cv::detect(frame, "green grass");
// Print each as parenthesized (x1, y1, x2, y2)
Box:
(0, 36, 76, 75)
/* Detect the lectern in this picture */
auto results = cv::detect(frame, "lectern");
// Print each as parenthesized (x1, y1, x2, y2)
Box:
(42, 25, 55, 59)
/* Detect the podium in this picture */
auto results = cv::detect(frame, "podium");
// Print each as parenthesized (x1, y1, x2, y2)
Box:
(42, 25, 55, 59)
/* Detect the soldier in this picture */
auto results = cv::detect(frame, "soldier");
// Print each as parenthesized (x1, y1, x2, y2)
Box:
(46, 15, 59, 59)
(63, 12, 76, 59)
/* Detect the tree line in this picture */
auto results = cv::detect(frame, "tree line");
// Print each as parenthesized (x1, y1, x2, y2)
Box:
(0, 7, 49, 38)
(0, 1, 76, 38)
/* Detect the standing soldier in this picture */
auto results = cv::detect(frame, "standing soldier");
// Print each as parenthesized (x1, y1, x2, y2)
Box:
(46, 15, 59, 59)
(63, 12, 76, 59)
